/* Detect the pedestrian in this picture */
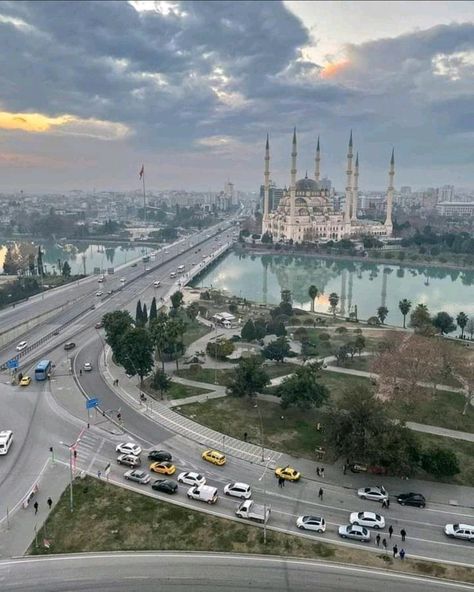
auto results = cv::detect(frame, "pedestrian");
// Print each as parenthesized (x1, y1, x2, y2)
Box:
(320, 467, 325, 479)
(98, 470, 102, 479)
(393, 544, 398, 558)
(318, 487, 323, 501)
(47, 497, 52, 510)
(388, 525, 393, 538)
(316, 467, 320, 477)
(382, 538, 387, 552)
(343, 464, 347, 475)
(277, 476, 283, 488)
(375, 533, 381, 547)
(386, 498, 390, 509)
(243, 432, 248, 442)
(400, 528, 406, 542)
(382, 498, 387, 509)
(33, 501, 39, 515)
(79, 369, 82, 376)
(399, 548, 405, 561)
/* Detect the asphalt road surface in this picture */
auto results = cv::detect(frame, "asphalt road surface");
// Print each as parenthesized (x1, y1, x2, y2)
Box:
(1, 553, 472, 592)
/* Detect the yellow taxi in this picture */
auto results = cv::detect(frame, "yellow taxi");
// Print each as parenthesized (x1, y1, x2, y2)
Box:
(202, 449, 226, 466)
(275, 466, 301, 481)
(149, 461, 176, 475)
(20, 376, 32, 386)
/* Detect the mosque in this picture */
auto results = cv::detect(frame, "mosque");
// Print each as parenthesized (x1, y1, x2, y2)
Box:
(261, 130, 394, 242)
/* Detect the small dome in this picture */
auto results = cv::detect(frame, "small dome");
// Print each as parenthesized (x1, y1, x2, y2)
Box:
(296, 177, 318, 192)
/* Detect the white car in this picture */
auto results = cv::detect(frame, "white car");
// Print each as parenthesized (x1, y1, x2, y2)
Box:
(16, 341, 28, 352)
(338, 524, 371, 542)
(95, 291, 103, 297)
(83, 362, 93, 372)
(223, 482, 252, 499)
(444, 524, 474, 541)
(350, 511, 385, 529)
(357, 486, 388, 502)
(120, 278, 125, 283)
(296, 515, 326, 533)
(116, 442, 142, 456)
(153, 280, 161, 287)
(177, 471, 206, 487)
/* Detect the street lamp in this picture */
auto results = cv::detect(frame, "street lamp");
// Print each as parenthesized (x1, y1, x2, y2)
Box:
(254, 402, 265, 462)
(96, 328, 107, 367)
(60, 441, 76, 512)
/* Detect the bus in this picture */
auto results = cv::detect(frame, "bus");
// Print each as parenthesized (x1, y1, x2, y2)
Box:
(177, 264, 185, 274)
(35, 360, 52, 381)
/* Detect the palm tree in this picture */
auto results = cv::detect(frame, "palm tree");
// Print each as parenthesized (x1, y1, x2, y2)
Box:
(398, 299, 412, 329)
(456, 311, 468, 338)
(328, 292, 339, 319)
(308, 285, 319, 313)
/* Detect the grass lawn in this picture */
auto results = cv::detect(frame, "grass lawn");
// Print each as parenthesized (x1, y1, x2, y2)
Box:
(328, 356, 371, 372)
(28, 477, 474, 584)
(175, 367, 233, 386)
(182, 322, 212, 348)
(143, 379, 212, 401)
(263, 362, 298, 379)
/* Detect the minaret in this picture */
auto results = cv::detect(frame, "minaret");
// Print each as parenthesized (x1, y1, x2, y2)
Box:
(351, 152, 359, 222)
(314, 136, 320, 183)
(289, 128, 297, 240)
(344, 131, 354, 225)
(384, 148, 394, 233)
(262, 133, 270, 234)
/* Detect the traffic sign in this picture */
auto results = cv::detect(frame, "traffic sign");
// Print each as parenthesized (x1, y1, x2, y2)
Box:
(7, 359, 18, 369)
(86, 398, 99, 409)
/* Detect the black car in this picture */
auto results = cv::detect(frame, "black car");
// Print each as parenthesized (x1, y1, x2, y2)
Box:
(64, 342, 76, 351)
(397, 492, 426, 508)
(148, 450, 172, 462)
(152, 479, 178, 494)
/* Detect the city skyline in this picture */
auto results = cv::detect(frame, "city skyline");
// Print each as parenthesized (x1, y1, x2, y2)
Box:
(0, 1, 473, 192)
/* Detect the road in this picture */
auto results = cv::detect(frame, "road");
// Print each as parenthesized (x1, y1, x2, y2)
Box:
(1, 553, 472, 592)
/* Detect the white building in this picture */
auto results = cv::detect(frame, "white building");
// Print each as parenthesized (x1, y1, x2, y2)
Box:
(436, 201, 474, 216)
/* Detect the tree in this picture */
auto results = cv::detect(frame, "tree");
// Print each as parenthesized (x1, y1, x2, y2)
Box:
(277, 363, 329, 410)
(136, 300, 143, 326)
(328, 292, 339, 318)
(62, 261, 71, 278)
(308, 285, 319, 313)
(456, 311, 468, 338)
(166, 316, 186, 371)
(335, 344, 350, 366)
(432, 311, 456, 335)
(3, 246, 19, 275)
(116, 327, 154, 387)
(150, 312, 169, 371)
(170, 290, 184, 311)
(398, 299, 412, 329)
(354, 335, 366, 356)
(186, 302, 199, 321)
(241, 319, 256, 341)
(227, 357, 270, 398)
(263, 336, 290, 363)
(409, 303, 431, 333)
(102, 310, 134, 353)
(421, 447, 460, 478)
(206, 338, 235, 360)
(266, 319, 287, 337)
(467, 317, 474, 340)
(149, 297, 158, 323)
(377, 306, 389, 325)
(142, 303, 148, 325)
(37, 246, 44, 277)
(254, 318, 267, 340)
(151, 369, 171, 400)
(281, 289, 292, 304)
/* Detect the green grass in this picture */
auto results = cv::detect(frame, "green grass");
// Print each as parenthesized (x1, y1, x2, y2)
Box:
(262, 362, 298, 379)
(143, 377, 211, 401)
(182, 322, 212, 348)
(175, 367, 233, 386)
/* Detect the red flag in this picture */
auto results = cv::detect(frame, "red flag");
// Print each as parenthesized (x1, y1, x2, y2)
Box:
(139, 164, 144, 179)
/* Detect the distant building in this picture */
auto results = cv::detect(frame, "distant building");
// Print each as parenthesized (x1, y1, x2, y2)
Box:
(400, 186, 412, 195)
(436, 201, 474, 216)
(259, 181, 283, 212)
(440, 184, 455, 202)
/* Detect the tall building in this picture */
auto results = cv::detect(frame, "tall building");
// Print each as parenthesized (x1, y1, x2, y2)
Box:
(260, 181, 283, 212)
(262, 130, 394, 242)
(440, 185, 454, 202)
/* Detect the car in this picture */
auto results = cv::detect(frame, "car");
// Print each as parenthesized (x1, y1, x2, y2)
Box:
(95, 291, 103, 297)
(223, 482, 252, 499)
(349, 511, 385, 529)
(338, 524, 371, 542)
(20, 375, 31, 386)
(202, 449, 226, 466)
(152, 479, 178, 494)
(107, 290, 113, 295)
(117, 454, 141, 467)
(357, 486, 388, 502)
(120, 277, 125, 283)
(150, 461, 176, 475)
(397, 492, 426, 508)
(16, 341, 28, 352)
(124, 469, 150, 484)
(275, 466, 301, 481)
(296, 515, 326, 533)
(95, 321, 103, 329)
(145, 267, 150, 272)
(97, 278, 103, 283)
(153, 280, 161, 287)
(444, 524, 474, 541)
(83, 362, 93, 372)
(148, 450, 172, 462)
(116, 442, 142, 456)
(64, 342, 76, 351)
(177, 471, 206, 487)
(131, 263, 138, 267)
(170, 272, 176, 278)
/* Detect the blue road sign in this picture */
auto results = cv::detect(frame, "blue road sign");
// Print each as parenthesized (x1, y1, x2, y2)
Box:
(86, 398, 99, 409)
(7, 359, 19, 369)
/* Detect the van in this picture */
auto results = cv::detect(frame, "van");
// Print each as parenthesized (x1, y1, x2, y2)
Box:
(187, 484, 218, 504)
(170, 272, 176, 278)
(0, 430, 13, 455)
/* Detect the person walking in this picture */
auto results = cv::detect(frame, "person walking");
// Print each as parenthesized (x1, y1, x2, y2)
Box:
(318, 487, 323, 501)
(400, 528, 406, 542)
(399, 548, 406, 561)
(343, 464, 347, 475)
(98, 470, 102, 479)
(375, 533, 381, 547)
(278, 476, 284, 488)
(316, 467, 320, 477)
(320, 467, 325, 479)
(243, 432, 248, 442)
(33, 501, 39, 515)
(382, 498, 387, 509)
(382, 538, 387, 552)
(386, 498, 390, 509)
(388, 525, 393, 538)
(47, 497, 52, 510)
(392, 544, 398, 558)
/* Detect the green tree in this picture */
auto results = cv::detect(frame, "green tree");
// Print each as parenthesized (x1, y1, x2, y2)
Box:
(3, 246, 19, 275)
(241, 319, 256, 341)
(170, 290, 184, 311)
(421, 447, 460, 478)
(467, 317, 474, 340)
(149, 297, 158, 323)
(263, 336, 290, 363)
(409, 303, 431, 332)
(335, 344, 350, 366)
(150, 312, 169, 371)
(37, 246, 44, 277)
(277, 363, 329, 410)
(206, 338, 235, 360)
(166, 317, 186, 371)
(354, 335, 366, 356)
(432, 311, 456, 335)
(328, 292, 339, 318)
(62, 261, 71, 278)
(135, 300, 143, 326)
(186, 302, 199, 321)
(377, 306, 389, 324)
(116, 327, 154, 387)
(398, 299, 412, 329)
(254, 318, 267, 340)
(456, 311, 468, 338)
(281, 289, 292, 304)
(151, 369, 171, 400)
(266, 319, 286, 337)
(142, 303, 148, 325)
(227, 357, 270, 398)
(102, 310, 134, 353)
(308, 285, 319, 313)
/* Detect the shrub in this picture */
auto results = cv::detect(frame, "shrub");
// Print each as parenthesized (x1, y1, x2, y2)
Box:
(291, 317, 301, 325)
(335, 326, 348, 334)
(367, 316, 381, 326)
(318, 332, 330, 341)
(293, 327, 308, 341)
(421, 447, 460, 478)
(304, 318, 314, 326)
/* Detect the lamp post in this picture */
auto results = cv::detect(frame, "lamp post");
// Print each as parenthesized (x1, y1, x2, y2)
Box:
(96, 328, 107, 367)
(60, 441, 75, 512)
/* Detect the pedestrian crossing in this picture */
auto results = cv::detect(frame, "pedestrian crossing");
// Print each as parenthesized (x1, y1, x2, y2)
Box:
(74, 431, 107, 470)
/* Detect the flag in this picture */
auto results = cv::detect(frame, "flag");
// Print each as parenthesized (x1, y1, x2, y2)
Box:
(139, 164, 144, 179)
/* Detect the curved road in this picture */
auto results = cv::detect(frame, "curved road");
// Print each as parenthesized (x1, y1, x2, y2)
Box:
(1, 553, 471, 592)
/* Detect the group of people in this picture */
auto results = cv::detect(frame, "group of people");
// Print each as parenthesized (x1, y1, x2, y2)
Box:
(32, 497, 53, 515)
(375, 528, 407, 560)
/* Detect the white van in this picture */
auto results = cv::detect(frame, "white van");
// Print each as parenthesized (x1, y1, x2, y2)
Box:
(187, 484, 218, 504)
(177, 265, 185, 274)
(16, 341, 28, 352)
(0, 430, 13, 455)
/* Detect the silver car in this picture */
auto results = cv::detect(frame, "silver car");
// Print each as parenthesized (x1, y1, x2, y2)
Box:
(350, 511, 385, 529)
(357, 486, 388, 502)
(124, 469, 150, 484)
(338, 524, 371, 542)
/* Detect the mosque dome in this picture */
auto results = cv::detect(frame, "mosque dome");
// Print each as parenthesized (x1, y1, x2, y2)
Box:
(296, 174, 318, 193)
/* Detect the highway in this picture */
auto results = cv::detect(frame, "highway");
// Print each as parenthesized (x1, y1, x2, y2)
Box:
(1, 553, 472, 591)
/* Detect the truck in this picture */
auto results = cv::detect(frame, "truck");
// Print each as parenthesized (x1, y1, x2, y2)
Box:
(235, 500, 270, 524)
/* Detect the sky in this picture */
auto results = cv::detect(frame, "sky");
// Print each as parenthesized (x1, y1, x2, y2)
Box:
(0, 0, 473, 193)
